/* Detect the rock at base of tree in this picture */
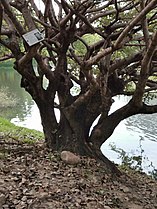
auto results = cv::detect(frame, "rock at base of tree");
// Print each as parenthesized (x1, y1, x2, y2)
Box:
(60, 151, 81, 165)
(104, 206, 112, 209)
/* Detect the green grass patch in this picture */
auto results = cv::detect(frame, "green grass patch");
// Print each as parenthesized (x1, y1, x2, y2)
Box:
(0, 117, 44, 143)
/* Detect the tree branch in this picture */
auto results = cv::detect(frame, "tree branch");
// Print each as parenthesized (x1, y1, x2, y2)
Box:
(62, 0, 107, 39)
(132, 31, 157, 106)
(140, 1, 150, 48)
(0, 54, 14, 61)
(139, 103, 157, 114)
(0, 3, 3, 34)
(44, 0, 58, 27)
(30, 0, 43, 19)
(1, 0, 25, 35)
(109, 51, 143, 75)
(83, 0, 157, 68)
(114, 0, 157, 49)
(18, 45, 39, 67)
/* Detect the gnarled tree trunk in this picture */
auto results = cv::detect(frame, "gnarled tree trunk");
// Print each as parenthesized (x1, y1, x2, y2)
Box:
(35, 91, 122, 174)
(1, 0, 157, 177)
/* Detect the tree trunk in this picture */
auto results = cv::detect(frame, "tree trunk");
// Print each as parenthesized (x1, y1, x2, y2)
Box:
(21, 75, 121, 175)
(56, 108, 88, 155)
(35, 101, 121, 175)
(36, 100, 58, 149)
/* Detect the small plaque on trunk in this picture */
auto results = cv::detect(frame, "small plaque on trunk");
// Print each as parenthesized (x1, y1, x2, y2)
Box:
(22, 29, 44, 46)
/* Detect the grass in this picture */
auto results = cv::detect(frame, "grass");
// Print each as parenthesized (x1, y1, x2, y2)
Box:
(0, 117, 44, 143)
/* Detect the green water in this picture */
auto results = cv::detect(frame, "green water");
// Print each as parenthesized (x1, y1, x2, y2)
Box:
(0, 62, 34, 125)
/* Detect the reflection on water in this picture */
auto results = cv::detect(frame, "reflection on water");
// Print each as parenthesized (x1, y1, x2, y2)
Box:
(0, 62, 157, 173)
(11, 102, 42, 131)
(126, 115, 157, 143)
(101, 96, 157, 173)
(0, 62, 42, 131)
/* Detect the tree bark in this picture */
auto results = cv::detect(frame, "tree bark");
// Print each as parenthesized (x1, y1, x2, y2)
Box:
(35, 97, 121, 175)
(34, 100, 58, 148)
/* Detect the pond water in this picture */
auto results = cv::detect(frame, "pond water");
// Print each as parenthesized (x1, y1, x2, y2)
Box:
(101, 96, 157, 174)
(0, 63, 157, 174)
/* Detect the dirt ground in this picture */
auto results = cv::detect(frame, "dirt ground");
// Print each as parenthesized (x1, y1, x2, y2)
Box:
(0, 138, 157, 209)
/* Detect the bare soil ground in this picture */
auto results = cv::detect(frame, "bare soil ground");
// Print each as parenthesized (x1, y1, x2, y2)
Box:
(0, 137, 157, 209)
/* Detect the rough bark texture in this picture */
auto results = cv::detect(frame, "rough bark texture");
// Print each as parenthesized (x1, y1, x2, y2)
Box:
(1, 0, 157, 175)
